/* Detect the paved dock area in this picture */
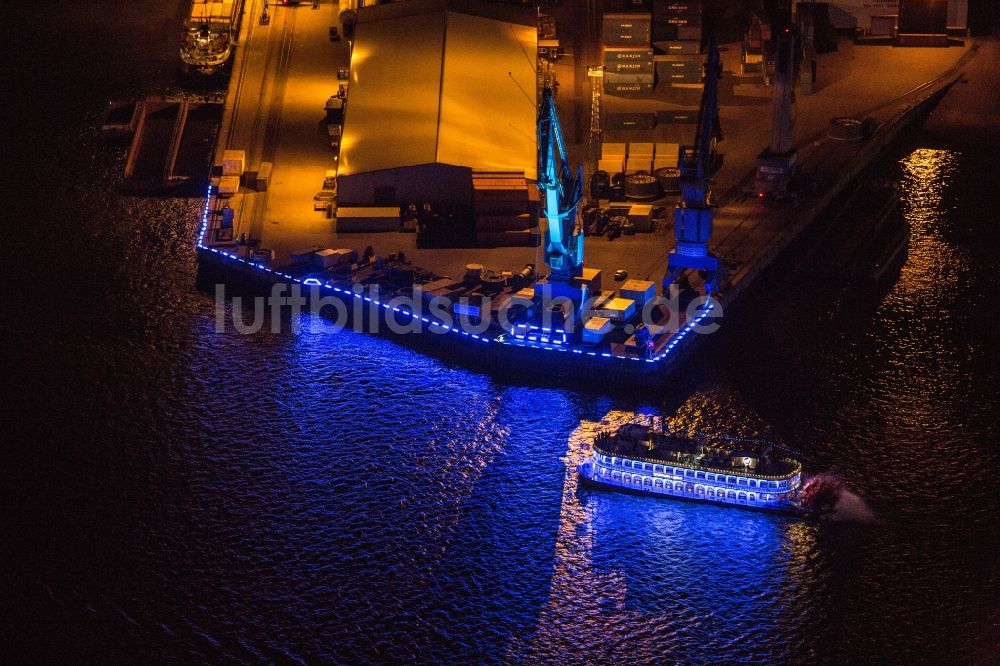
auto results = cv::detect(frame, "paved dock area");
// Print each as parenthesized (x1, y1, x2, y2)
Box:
(211, 1, 971, 286)
(216, 0, 350, 255)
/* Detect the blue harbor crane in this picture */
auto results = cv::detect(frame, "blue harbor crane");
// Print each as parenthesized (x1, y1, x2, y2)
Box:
(665, 42, 723, 297)
(537, 87, 585, 287)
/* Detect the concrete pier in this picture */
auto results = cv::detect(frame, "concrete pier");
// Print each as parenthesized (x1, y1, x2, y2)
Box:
(206, 2, 971, 283)
(197, 0, 986, 382)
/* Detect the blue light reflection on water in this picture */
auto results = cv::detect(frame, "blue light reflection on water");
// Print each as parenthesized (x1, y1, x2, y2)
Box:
(11, 141, 998, 662)
(68, 134, 997, 661)
(150, 316, 820, 662)
(585, 500, 797, 660)
(6, 2, 999, 656)
(160, 317, 574, 661)
(506, 407, 820, 664)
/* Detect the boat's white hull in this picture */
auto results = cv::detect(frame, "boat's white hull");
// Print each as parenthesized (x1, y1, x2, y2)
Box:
(578, 460, 809, 517)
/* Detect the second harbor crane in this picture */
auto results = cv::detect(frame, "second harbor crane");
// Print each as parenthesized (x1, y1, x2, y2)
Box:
(755, 9, 802, 197)
(664, 42, 723, 297)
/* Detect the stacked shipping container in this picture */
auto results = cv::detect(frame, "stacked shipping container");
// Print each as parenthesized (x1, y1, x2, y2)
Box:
(602, 13, 655, 96)
(653, 1, 704, 86)
(604, 48, 656, 75)
(602, 13, 652, 45)
(653, 1, 703, 45)
(472, 172, 539, 247)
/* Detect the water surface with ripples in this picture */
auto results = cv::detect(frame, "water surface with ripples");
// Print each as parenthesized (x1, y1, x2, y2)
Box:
(5, 3, 998, 663)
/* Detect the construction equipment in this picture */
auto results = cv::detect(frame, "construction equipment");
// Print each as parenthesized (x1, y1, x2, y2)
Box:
(664, 42, 723, 296)
(537, 87, 585, 287)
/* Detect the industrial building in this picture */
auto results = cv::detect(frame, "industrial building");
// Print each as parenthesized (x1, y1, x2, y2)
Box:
(336, 0, 540, 243)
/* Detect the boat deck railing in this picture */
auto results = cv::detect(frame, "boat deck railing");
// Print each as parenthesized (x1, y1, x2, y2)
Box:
(592, 442, 801, 481)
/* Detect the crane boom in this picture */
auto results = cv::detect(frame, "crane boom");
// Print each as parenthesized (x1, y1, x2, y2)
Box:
(682, 43, 722, 207)
(538, 87, 584, 284)
(665, 42, 722, 295)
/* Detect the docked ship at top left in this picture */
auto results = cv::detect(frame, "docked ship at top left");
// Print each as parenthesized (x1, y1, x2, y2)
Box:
(181, 0, 245, 76)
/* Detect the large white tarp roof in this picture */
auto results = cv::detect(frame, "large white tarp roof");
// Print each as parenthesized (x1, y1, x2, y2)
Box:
(338, 6, 537, 180)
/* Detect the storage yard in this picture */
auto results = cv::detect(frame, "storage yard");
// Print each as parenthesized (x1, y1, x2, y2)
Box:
(200, 0, 967, 278)
(193, 0, 977, 380)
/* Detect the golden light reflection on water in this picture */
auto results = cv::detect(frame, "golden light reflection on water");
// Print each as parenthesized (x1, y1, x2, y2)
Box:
(876, 148, 969, 432)
(896, 148, 966, 295)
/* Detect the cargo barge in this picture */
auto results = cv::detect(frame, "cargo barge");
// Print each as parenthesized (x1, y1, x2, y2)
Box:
(180, 0, 245, 76)
(577, 422, 818, 516)
(121, 96, 224, 191)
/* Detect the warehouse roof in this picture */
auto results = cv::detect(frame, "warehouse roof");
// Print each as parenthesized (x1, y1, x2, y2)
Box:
(338, 2, 537, 180)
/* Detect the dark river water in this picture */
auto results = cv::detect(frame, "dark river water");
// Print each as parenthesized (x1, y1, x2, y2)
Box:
(4, 3, 998, 663)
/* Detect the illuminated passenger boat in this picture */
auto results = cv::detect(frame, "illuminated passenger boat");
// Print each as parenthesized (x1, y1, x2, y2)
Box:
(578, 423, 815, 516)
(180, 0, 245, 76)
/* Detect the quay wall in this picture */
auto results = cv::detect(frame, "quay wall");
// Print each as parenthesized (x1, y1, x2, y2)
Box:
(197, 49, 971, 388)
(721, 75, 963, 310)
